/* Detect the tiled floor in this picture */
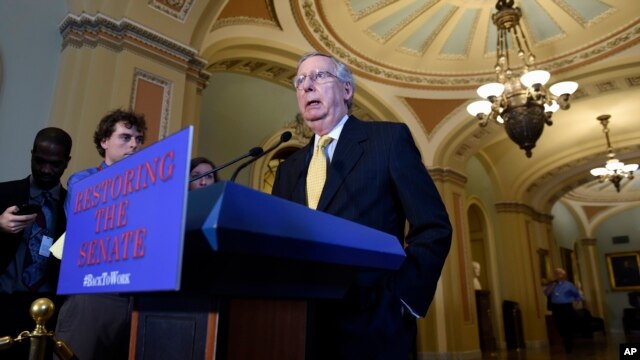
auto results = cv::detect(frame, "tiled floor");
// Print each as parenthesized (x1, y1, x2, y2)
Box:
(482, 333, 638, 360)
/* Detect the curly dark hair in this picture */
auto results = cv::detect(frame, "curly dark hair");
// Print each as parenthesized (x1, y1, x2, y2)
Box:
(93, 109, 147, 157)
(190, 156, 219, 182)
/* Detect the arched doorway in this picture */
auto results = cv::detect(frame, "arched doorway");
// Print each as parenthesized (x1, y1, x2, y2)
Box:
(468, 202, 500, 352)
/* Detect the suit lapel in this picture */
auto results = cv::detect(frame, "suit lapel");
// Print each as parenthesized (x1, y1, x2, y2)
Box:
(288, 141, 313, 205)
(317, 117, 366, 211)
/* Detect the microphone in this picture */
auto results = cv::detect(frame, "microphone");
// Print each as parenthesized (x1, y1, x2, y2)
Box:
(190, 146, 263, 183)
(230, 131, 292, 182)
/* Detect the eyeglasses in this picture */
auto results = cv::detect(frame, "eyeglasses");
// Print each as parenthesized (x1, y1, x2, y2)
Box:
(293, 70, 338, 89)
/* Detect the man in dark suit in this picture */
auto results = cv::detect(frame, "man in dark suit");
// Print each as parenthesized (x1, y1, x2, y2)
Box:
(0, 127, 72, 356)
(272, 52, 452, 359)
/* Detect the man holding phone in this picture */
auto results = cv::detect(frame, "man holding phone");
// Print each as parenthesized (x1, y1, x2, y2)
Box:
(0, 127, 72, 355)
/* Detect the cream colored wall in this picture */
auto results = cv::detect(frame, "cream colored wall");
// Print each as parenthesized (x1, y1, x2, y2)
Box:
(3, 1, 636, 357)
(49, 2, 211, 181)
(421, 173, 482, 357)
(50, 42, 190, 179)
(198, 72, 299, 184)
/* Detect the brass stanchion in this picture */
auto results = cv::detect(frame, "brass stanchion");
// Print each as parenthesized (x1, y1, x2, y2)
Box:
(0, 298, 77, 360)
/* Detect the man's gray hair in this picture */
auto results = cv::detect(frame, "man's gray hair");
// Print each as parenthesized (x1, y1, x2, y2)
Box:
(554, 268, 566, 275)
(297, 51, 356, 110)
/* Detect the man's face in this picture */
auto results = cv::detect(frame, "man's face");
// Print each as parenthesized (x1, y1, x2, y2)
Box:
(101, 121, 144, 165)
(295, 56, 352, 135)
(31, 141, 70, 190)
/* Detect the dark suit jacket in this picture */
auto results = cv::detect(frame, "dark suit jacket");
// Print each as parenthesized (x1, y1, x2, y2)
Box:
(272, 116, 452, 317)
(0, 176, 66, 291)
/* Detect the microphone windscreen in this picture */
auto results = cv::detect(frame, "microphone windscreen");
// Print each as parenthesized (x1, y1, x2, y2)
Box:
(249, 147, 264, 157)
(280, 131, 292, 142)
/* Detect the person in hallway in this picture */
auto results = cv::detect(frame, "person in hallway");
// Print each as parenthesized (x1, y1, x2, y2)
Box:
(0, 127, 72, 358)
(271, 51, 452, 359)
(54, 109, 146, 360)
(189, 156, 219, 191)
(544, 267, 582, 353)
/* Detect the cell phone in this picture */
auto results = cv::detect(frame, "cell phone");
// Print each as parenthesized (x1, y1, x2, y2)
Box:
(15, 203, 41, 215)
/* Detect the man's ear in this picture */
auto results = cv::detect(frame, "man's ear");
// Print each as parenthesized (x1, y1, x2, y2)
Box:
(344, 81, 353, 99)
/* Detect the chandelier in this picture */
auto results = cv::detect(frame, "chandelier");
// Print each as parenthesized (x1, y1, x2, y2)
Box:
(589, 114, 638, 192)
(466, 0, 578, 158)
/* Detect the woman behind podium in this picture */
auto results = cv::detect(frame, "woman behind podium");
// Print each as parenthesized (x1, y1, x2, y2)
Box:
(189, 157, 218, 191)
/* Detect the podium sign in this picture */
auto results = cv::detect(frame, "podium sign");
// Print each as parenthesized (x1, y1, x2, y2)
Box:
(57, 127, 193, 294)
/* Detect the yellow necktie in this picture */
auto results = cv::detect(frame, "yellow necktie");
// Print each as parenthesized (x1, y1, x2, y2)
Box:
(306, 135, 333, 210)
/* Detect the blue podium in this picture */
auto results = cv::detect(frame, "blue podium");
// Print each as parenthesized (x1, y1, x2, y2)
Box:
(131, 182, 405, 360)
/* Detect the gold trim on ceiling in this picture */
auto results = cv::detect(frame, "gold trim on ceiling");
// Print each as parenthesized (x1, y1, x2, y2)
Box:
(291, 0, 640, 90)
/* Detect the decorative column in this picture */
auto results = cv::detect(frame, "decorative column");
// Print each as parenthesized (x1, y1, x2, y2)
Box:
(494, 202, 551, 348)
(417, 167, 482, 358)
(578, 238, 607, 320)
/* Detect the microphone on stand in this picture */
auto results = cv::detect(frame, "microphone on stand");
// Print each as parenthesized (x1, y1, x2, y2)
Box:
(230, 131, 292, 182)
(190, 146, 263, 183)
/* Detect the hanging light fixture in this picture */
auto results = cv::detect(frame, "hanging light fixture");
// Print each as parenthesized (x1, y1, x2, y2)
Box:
(466, 0, 578, 158)
(589, 114, 638, 192)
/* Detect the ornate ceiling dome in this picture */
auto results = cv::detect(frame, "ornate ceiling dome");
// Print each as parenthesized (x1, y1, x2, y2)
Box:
(293, 0, 639, 89)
